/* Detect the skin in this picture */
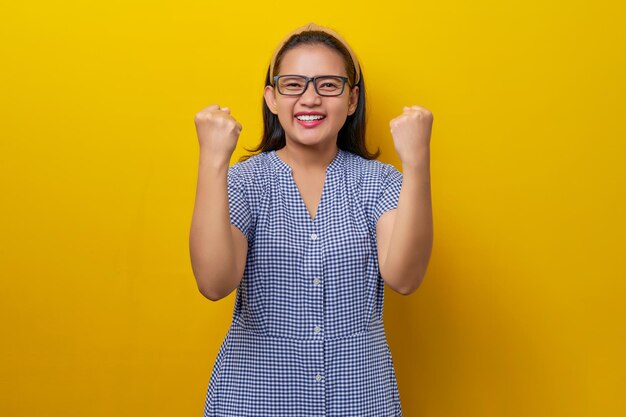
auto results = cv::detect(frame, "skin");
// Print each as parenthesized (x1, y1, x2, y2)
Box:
(189, 43, 434, 300)
(263, 44, 359, 220)
(380, 105, 434, 295)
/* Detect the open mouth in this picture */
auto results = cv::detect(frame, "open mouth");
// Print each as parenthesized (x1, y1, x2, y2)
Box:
(295, 114, 325, 121)
(295, 114, 326, 127)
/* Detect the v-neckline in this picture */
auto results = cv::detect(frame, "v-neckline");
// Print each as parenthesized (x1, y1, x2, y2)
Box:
(271, 148, 343, 224)
(291, 171, 327, 222)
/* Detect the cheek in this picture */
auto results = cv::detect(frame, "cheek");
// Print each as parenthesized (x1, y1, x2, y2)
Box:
(335, 99, 351, 113)
(278, 112, 293, 126)
(277, 108, 293, 124)
(329, 103, 350, 120)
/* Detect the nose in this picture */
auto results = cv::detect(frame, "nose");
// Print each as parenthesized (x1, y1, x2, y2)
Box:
(299, 80, 322, 104)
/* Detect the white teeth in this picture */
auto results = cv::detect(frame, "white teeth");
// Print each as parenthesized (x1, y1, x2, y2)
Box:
(296, 115, 325, 121)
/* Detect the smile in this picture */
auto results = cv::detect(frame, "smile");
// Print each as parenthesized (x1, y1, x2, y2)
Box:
(295, 115, 325, 121)
(295, 116, 325, 127)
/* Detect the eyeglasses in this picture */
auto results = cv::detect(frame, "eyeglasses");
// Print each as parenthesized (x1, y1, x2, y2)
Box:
(273, 74, 350, 97)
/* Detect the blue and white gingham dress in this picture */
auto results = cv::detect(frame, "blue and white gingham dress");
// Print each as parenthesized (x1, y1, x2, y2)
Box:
(203, 147, 404, 416)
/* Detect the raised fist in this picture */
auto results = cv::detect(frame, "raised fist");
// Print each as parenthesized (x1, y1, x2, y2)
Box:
(194, 104, 243, 161)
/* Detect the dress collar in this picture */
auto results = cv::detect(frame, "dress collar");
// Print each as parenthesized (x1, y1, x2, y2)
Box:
(268, 147, 345, 174)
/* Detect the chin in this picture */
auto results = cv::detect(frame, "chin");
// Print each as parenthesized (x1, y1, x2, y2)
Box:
(286, 137, 327, 149)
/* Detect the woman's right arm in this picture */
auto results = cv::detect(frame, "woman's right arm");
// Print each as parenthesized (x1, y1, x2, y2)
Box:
(189, 105, 248, 301)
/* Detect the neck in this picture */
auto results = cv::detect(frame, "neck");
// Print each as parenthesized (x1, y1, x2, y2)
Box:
(277, 141, 339, 172)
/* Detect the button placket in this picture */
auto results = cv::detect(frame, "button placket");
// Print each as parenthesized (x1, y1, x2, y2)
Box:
(310, 228, 324, 335)
(309, 227, 325, 387)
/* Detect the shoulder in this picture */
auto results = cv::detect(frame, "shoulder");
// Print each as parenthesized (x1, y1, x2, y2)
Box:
(228, 151, 272, 196)
(228, 151, 271, 178)
(343, 150, 401, 183)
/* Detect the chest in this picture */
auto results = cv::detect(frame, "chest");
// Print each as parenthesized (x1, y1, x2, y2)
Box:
(290, 170, 326, 221)
(250, 166, 374, 273)
(253, 172, 373, 279)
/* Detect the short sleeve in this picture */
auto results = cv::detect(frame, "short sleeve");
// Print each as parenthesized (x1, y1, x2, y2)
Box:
(372, 164, 403, 225)
(227, 165, 253, 241)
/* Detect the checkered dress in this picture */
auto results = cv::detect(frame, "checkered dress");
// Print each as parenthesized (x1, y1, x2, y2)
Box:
(203, 148, 404, 416)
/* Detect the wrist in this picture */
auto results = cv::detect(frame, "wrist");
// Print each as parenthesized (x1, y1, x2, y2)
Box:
(199, 151, 231, 170)
(401, 150, 430, 171)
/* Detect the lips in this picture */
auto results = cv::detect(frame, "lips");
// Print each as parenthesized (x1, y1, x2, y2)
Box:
(294, 112, 326, 121)
(294, 111, 326, 128)
(294, 112, 325, 116)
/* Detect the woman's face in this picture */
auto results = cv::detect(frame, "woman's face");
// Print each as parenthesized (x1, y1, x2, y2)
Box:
(264, 43, 359, 150)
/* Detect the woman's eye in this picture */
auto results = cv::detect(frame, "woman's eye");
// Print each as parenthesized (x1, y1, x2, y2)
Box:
(283, 82, 303, 89)
(320, 82, 339, 89)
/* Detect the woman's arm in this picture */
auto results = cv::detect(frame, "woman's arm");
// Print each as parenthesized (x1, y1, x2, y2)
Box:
(377, 105, 434, 295)
(377, 153, 433, 295)
(189, 156, 248, 301)
(189, 105, 248, 302)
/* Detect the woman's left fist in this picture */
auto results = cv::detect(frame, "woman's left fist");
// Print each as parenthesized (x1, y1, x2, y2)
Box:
(389, 105, 433, 165)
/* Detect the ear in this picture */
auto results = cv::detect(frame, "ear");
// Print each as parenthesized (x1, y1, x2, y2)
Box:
(348, 86, 359, 116)
(264, 85, 278, 114)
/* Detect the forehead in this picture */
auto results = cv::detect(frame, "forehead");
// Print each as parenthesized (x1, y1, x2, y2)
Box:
(278, 44, 347, 76)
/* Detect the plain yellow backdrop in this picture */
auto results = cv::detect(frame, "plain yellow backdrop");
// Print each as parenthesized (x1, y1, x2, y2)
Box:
(1, 1, 625, 416)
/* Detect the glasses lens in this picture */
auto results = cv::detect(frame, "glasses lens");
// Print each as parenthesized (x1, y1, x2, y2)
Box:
(315, 76, 345, 96)
(277, 76, 307, 95)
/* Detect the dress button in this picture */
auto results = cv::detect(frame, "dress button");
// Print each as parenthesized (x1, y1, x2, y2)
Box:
(310, 233, 318, 240)
(313, 278, 321, 285)
(314, 325, 321, 334)
(315, 374, 322, 382)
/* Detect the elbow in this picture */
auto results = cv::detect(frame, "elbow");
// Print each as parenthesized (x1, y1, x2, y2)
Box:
(398, 282, 420, 296)
(381, 261, 424, 295)
(196, 281, 217, 301)
(396, 262, 429, 295)
(195, 277, 231, 302)
(198, 284, 228, 302)
(389, 272, 424, 296)
(191, 262, 239, 301)
(200, 287, 221, 302)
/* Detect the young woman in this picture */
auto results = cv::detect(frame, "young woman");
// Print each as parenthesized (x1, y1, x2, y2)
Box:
(190, 22, 434, 416)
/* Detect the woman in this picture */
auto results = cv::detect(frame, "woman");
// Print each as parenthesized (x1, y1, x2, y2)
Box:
(189, 22, 434, 416)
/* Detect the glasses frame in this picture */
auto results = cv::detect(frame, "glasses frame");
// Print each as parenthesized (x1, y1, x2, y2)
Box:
(273, 74, 351, 97)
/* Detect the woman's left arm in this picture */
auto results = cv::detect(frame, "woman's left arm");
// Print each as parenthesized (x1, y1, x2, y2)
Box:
(377, 105, 434, 295)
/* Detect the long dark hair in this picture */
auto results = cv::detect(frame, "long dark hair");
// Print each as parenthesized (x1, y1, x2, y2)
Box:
(238, 30, 380, 162)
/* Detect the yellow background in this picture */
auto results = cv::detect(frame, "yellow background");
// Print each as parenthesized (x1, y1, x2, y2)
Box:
(1, 1, 625, 416)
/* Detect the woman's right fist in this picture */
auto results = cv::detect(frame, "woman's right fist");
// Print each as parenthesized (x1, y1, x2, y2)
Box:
(194, 104, 242, 159)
